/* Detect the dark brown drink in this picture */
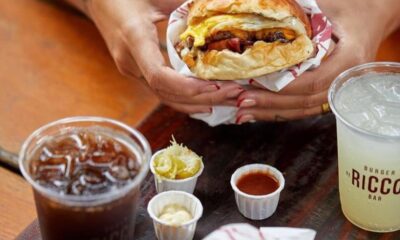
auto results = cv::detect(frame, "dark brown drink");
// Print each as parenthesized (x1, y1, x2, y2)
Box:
(19, 118, 151, 240)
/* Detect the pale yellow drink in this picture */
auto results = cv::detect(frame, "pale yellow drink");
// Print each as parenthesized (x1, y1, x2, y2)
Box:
(329, 62, 400, 232)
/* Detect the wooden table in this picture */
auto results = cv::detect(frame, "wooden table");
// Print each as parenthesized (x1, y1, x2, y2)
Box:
(0, 0, 158, 238)
(16, 106, 400, 239)
(0, 0, 160, 154)
(0, 0, 400, 239)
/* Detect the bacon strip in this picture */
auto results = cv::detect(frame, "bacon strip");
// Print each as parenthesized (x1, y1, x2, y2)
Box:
(177, 29, 295, 55)
(207, 38, 254, 53)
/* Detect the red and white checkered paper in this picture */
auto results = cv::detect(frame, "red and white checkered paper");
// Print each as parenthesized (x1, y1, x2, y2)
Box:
(202, 223, 316, 240)
(167, 0, 333, 126)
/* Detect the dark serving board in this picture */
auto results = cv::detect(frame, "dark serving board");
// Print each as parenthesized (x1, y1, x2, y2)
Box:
(17, 106, 399, 240)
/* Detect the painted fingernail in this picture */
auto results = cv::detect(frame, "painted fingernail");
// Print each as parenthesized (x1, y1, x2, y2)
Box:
(236, 114, 255, 125)
(227, 87, 245, 98)
(238, 99, 256, 108)
(201, 84, 220, 93)
(199, 108, 212, 114)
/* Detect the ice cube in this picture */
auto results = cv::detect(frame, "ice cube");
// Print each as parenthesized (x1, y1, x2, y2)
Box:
(368, 74, 400, 103)
(34, 164, 66, 183)
(113, 153, 128, 166)
(69, 179, 85, 195)
(127, 157, 139, 170)
(335, 73, 400, 136)
(82, 169, 104, 185)
(40, 145, 55, 160)
(378, 125, 400, 137)
(104, 171, 117, 183)
(64, 155, 74, 178)
(110, 165, 129, 181)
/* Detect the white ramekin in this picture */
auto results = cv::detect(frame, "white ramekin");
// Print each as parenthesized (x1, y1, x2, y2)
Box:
(150, 150, 204, 194)
(147, 191, 203, 240)
(230, 163, 285, 220)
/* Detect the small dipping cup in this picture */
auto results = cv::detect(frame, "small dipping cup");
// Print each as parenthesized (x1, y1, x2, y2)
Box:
(147, 191, 203, 240)
(150, 150, 204, 194)
(230, 163, 285, 220)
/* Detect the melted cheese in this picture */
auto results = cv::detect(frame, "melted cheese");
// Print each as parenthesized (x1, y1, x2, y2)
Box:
(180, 14, 306, 47)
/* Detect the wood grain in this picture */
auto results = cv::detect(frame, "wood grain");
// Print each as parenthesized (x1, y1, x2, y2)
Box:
(0, 0, 160, 239)
(136, 107, 399, 240)
(1, 0, 399, 238)
(16, 106, 400, 240)
(0, 0, 159, 154)
(0, 168, 36, 240)
(376, 30, 400, 62)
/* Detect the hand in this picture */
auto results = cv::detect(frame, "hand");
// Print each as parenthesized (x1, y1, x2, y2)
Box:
(83, 0, 243, 114)
(235, 0, 400, 124)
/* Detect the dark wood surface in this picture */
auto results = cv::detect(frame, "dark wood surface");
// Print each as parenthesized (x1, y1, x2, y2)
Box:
(17, 105, 399, 240)
(2, 1, 400, 239)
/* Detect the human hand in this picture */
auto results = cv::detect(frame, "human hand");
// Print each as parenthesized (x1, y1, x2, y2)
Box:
(235, 0, 400, 124)
(84, 0, 243, 114)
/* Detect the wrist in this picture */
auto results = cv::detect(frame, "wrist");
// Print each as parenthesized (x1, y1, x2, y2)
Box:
(372, 0, 400, 39)
(63, 0, 93, 18)
(82, 0, 95, 19)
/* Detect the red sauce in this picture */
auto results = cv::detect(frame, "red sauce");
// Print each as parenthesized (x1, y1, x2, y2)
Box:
(236, 171, 279, 195)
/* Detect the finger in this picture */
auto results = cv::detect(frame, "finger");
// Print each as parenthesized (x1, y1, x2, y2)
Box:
(157, 83, 243, 106)
(279, 42, 364, 95)
(244, 42, 337, 91)
(112, 45, 144, 80)
(112, 48, 240, 106)
(325, 40, 336, 58)
(248, 79, 267, 89)
(237, 90, 328, 109)
(236, 106, 323, 124)
(150, 0, 187, 15)
(191, 84, 244, 105)
(163, 101, 212, 114)
(123, 19, 241, 98)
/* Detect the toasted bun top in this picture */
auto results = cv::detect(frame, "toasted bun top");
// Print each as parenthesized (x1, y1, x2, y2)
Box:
(188, 0, 312, 37)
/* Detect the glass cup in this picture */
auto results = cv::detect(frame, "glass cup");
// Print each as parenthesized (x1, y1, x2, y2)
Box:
(328, 62, 400, 232)
(19, 117, 151, 240)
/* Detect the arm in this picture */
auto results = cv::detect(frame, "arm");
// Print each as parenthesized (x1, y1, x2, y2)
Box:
(62, 0, 242, 114)
(63, 0, 91, 16)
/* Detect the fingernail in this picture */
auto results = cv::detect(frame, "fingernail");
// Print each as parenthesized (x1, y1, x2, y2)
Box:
(238, 99, 256, 108)
(199, 108, 212, 114)
(239, 99, 256, 107)
(202, 84, 219, 93)
(236, 114, 255, 125)
(227, 87, 245, 98)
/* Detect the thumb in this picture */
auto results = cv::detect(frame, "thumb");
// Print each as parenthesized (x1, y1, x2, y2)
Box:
(124, 18, 216, 97)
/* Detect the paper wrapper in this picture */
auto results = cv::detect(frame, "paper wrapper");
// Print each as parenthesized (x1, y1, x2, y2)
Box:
(167, 0, 333, 126)
(203, 223, 316, 240)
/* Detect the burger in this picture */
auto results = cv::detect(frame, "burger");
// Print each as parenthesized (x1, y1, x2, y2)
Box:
(175, 0, 314, 80)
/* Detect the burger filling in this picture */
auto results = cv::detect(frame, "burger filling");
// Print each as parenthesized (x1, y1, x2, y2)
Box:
(176, 14, 306, 67)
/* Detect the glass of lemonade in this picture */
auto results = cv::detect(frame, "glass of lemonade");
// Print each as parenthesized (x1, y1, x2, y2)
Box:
(19, 117, 151, 240)
(328, 62, 400, 232)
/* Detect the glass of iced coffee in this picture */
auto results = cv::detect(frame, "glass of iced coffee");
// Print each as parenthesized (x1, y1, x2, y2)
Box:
(19, 117, 151, 240)
(329, 62, 400, 232)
